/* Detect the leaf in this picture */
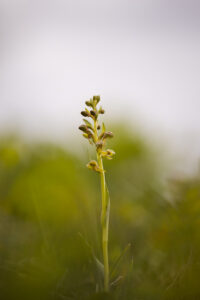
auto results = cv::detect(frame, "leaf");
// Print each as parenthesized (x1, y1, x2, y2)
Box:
(110, 243, 131, 279)
(85, 108, 91, 115)
(102, 122, 106, 133)
(78, 233, 104, 288)
(83, 119, 93, 131)
(82, 133, 88, 139)
(94, 257, 104, 279)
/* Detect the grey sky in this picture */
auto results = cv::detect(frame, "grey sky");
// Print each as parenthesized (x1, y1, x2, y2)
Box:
(0, 0, 200, 173)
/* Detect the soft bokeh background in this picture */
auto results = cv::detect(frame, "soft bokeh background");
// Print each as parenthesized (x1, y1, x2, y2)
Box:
(1, 0, 200, 173)
(0, 1, 200, 299)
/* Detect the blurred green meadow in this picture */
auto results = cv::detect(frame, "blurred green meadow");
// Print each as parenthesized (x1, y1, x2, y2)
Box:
(0, 126, 200, 300)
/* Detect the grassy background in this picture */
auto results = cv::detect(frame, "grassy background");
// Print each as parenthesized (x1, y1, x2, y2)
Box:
(0, 126, 200, 299)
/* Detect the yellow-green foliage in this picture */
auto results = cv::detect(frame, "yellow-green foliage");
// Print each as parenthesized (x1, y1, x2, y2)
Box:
(0, 131, 200, 299)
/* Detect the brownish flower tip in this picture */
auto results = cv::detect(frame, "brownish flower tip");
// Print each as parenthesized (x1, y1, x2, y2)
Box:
(79, 125, 88, 132)
(81, 111, 90, 117)
(88, 160, 98, 167)
(90, 110, 97, 118)
(97, 125, 101, 130)
(85, 100, 93, 107)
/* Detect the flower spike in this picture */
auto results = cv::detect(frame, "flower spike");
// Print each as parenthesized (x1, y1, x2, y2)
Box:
(78, 95, 115, 292)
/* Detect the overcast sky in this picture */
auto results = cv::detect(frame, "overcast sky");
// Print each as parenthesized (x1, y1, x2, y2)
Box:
(0, 0, 200, 173)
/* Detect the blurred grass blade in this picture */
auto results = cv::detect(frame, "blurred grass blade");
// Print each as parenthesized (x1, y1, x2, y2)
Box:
(78, 232, 94, 256)
(110, 243, 131, 279)
(94, 257, 104, 279)
(110, 275, 123, 287)
(78, 233, 104, 286)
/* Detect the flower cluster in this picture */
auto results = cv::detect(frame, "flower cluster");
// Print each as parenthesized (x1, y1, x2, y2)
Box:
(79, 95, 115, 172)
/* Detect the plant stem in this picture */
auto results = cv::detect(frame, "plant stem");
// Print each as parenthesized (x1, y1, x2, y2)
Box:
(97, 153, 110, 292)
(94, 119, 110, 292)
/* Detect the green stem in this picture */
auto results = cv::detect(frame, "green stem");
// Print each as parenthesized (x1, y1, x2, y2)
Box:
(99, 155, 110, 292)
(94, 120, 110, 292)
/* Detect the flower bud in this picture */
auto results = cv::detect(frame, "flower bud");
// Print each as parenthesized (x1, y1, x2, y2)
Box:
(88, 160, 98, 167)
(102, 131, 114, 139)
(93, 95, 100, 104)
(96, 140, 104, 150)
(86, 160, 102, 173)
(99, 107, 105, 114)
(97, 125, 101, 130)
(81, 111, 90, 117)
(101, 149, 115, 160)
(79, 124, 88, 133)
(90, 110, 98, 119)
(99, 131, 114, 140)
(107, 149, 115, 155)
(85, 100, 93, 108)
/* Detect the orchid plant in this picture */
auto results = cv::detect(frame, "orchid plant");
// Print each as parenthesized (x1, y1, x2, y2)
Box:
(79, 96, 115, 292)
